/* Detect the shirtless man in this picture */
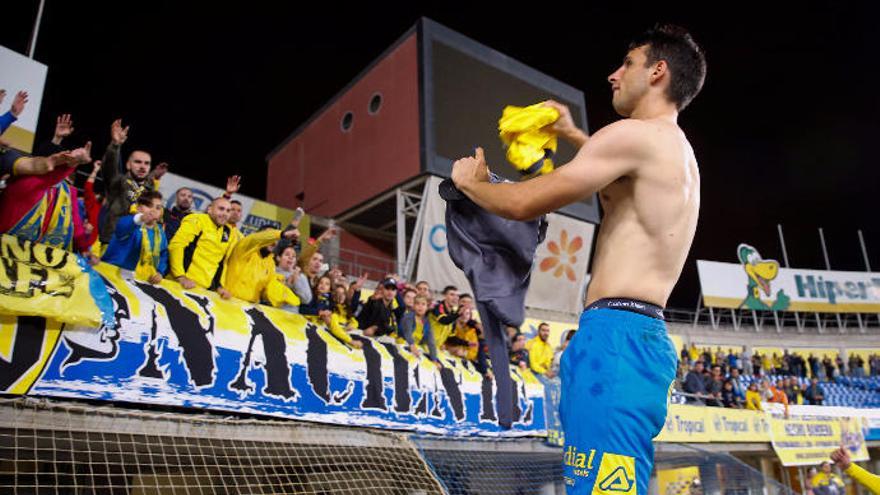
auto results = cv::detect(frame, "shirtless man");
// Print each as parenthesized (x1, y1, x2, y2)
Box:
(451, 25, 706, 494)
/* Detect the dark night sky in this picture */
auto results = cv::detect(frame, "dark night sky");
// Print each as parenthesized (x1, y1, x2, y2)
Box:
(3, 2, 879, 310)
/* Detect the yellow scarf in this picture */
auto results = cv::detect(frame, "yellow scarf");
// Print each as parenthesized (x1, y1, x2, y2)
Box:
(134, 223, 162, 281)
(498, 103, 560, 177)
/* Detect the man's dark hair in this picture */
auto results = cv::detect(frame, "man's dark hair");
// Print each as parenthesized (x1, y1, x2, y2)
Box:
(459, 293, 473, 300)
(136, 190, 162, 207)
(127, 149, 152, 161)
(628, 24, 706, 111)
(538, 322, 550, 329)
(230, 199, 242, 206)
(442, 285, 458, 294)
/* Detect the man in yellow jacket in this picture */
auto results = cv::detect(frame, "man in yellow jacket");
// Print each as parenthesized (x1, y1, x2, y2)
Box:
(526, 322, 555, 378)
(221, 225, 302, 308)
(831, 446, 880, 494)
(168, 197, 237, 295)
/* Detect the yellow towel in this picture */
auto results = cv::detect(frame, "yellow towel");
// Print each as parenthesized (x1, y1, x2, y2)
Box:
(498, 103, 560, 177)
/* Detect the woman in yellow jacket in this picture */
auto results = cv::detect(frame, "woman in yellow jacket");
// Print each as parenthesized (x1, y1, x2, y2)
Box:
(831, 446, 880, 494)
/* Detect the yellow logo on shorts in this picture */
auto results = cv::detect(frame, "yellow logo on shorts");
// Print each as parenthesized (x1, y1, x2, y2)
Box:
(592, 453, 636, 495)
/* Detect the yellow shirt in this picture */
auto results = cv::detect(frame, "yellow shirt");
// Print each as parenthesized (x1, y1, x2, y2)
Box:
(222, 228, 300, 307)
(526, 337, 553, 375)
(168, 213, 238, 289)
(430, 313, 454, 348)
(688, 346, 700, 362)
(846, 464, 880, 495)
(454, 323, 479, 362)
(745, 390, 762, 411)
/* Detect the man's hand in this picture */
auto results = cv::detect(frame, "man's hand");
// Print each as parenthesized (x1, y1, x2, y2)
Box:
(409, 344, 422, 358)
(88, 160, 102, 181)
(351, 272, 368, 291)
(217, 287, 232, 300)
(177, 276, 196, 289)
(68, 141, 92, 165)
(519, 361, 528, 370)
(830, 446, 851, 470)
(451, 147, 490, 191)
(10, 91, 28, 117)
(544, 99, 588, 147)
(53, 114, 75, 144)
(363, 326, 378, 337)
(318, 309, 332, 324)
(287, 266, 302, 285)
(349, 339, 364, 350)
(485, 370, 494, 381)
(317, 226, 338, 243)
(111, 119, 130, 146)
(282, 227, 300, 242)
(82, 252, 100, 266)
(152, 162, 169, 180)
(48, 141, 93, 169)
(225, 175, 241, 196)
(546, 369, 557, 379)
(148, 273, 163, 285)
(83, 221, 94, 235)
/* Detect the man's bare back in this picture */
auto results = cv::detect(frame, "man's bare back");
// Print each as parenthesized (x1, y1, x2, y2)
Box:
(586, 118, 700, 308)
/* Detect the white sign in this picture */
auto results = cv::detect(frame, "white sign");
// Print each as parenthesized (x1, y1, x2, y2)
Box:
(525, 213, 594, 314)
(415, 176, 474, 295)
(0, 45, 48, 152)
(698, 243, 880, 313)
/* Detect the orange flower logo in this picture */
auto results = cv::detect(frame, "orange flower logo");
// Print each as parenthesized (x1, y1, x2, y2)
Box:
(539, 229, 583, 282)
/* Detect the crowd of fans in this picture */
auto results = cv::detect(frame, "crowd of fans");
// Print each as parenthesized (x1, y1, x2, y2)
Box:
(677, 344, 880, 411)
(0, 95, 582, 379)
(3, 92, 877, 398)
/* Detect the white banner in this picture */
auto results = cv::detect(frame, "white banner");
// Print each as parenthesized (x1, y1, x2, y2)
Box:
(158, 173, 299, 235)
(525, 213, 594, 314)
(698, 243, 880, 313)
(0, 45, 48, 153)
(415, 176, 474, 295)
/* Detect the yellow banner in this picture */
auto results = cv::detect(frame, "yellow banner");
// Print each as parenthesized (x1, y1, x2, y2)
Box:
(768, 409, 870, 466)
(655, 405, 769, 443)
(0, 234, 112, 327)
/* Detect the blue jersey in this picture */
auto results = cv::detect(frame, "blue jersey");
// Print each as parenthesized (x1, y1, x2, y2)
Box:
(102, 214, 168, 274)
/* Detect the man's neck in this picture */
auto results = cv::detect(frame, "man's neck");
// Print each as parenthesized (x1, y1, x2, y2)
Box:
(175, 204, 191, 213)
(629, 98, 679, 123)
(128, 173, 145, 184)
(143, 222, 157, 229)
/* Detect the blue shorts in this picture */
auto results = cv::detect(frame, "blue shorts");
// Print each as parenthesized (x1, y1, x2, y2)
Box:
(560, 299, 677, 494)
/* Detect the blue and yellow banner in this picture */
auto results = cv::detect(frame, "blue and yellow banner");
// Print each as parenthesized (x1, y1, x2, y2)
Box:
(0, 234, 113, 327)
(1, 263, 545, 436)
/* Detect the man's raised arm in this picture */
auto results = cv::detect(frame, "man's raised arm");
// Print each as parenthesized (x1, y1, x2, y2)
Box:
(451, 119, 647, 221)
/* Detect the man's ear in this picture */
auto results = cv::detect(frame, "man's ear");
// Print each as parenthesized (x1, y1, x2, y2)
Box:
(650, 60, 668, 84)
